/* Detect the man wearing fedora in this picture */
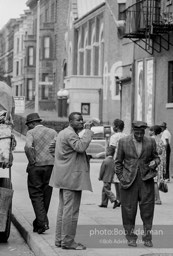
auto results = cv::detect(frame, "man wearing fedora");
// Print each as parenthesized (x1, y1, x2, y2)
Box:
(24, 112, 57, 234)
(115, 121, 160, 248)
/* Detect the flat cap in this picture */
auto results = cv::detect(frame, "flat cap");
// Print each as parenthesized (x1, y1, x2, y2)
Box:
(132, 121, 148, 129)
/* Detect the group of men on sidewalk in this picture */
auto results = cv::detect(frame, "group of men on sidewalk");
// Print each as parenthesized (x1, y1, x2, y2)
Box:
(23, 111, 171, 250)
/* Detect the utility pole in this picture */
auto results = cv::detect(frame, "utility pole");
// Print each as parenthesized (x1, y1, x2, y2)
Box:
(35, 0, 40, 113)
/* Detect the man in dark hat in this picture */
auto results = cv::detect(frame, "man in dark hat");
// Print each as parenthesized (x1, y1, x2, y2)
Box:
(24, 113, 57, 234)
(115, 121, 160, 248)
(160, 122, 171, 181)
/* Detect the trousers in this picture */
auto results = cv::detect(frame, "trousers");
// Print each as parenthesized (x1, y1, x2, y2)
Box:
(55, 189, 82, 247)
(120, 169, 155, 242)
(27, 165, 53, 228)
(101, 182, 116, 206)
(164, 144, 171, 180)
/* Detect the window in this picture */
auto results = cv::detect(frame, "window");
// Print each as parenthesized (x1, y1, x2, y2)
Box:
(17, 38, 20, 53)
(99, 29, 104, 76)
(43, 37, 50, 59)
(115, 77, 120, 96)
(41, 74, 49, 100)
(168, 61, 173, 103)
(21, 59, 23, 75)
(91, 29, 99, 76)
(27, 79, 33, 100)
(45, 8, 48, 22)
(16, 61, 19, 76)
(118, 3, 126, 20)
(16, 85, 19, 96)
(51, 3, 55, 22)
(20, 84, 22, 96)
(28, 47, 34, 66)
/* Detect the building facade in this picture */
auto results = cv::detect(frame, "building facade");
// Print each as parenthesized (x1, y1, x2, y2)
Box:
(0, 19, 16, 86)
(63, 0, 126, 123)
(121, 0, 173, 169)
(12, 10, 33, 98)
(26, 0, 58, 111)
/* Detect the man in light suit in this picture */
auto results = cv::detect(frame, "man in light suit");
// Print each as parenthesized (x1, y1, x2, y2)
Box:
(115, 121, 160, 248)
(49, 112, 94, 250)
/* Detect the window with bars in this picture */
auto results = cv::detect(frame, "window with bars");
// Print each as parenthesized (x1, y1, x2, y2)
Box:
(168, 61, 173, 103)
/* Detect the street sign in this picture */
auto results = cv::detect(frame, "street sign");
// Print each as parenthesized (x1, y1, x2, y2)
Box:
(14, 96, 25, 114)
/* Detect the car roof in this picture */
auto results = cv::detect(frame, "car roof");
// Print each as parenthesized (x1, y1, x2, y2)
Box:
(79, 126, 113, 137)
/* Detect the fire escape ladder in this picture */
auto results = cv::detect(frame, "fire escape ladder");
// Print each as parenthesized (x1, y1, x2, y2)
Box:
(123, 0, 173, 54)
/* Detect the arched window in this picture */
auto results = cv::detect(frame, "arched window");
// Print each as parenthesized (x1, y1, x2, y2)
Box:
(84, 32, 89, 75)
(68, 43, 72, 76)
(103, 62, 109, 100)
(99, 24, 104, 76)
(78, 32, 84, 75)
(63, 60, 67, 78)
(91, 27, 99, 76)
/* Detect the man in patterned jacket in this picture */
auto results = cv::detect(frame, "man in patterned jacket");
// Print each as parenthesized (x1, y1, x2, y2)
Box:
(115, 121, 160, 248)
(24, 113, 57, 234)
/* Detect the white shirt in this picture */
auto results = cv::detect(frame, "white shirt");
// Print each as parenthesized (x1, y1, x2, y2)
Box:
(109, 132, 127, 159)
(161, 129, 171, 145)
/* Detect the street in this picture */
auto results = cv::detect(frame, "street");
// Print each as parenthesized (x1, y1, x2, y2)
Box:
(0, 224, 34, 256)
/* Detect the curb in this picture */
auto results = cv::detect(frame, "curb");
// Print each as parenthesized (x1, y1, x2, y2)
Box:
(12, 207, 60, 256)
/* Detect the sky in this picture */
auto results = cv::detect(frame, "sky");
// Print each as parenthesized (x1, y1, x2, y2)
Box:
(0, 0, 28, 29)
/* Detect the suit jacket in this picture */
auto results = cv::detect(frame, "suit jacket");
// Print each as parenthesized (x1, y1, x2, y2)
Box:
(49, 126, 94, 191)
(99, 157, 114, 183)
(115, 135, 160, 189)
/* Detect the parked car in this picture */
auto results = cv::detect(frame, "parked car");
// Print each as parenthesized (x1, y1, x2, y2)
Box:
(79, 126, 114, 158)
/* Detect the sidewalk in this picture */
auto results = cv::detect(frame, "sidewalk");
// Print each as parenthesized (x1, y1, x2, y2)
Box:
(11, 132, 173, 256)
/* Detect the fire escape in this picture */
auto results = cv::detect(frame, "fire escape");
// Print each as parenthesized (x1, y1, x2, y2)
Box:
(123, 0, 173, 54)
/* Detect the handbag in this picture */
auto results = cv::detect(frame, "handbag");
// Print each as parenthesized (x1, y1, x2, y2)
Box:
(158, 179, 168, 193)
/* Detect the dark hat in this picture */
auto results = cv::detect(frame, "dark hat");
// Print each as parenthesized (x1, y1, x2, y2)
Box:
(160, 122, 167, 128)
(132, 121, 148, 129)
(25, 113, 42, 125)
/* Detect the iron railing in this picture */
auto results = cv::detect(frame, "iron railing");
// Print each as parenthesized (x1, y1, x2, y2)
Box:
(124, 0, 173, 37)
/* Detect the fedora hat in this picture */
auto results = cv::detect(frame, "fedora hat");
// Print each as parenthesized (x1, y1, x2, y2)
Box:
(25, 113, 42, 125)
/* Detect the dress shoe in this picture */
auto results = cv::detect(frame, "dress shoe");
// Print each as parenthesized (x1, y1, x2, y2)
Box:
(113, 200, 121, 209)
(155, 200, 162, 205)
(128, 240, 137, 247)
(144, 240, 153, 247)
(55, 242, 61, 248)
(62, 242, 86, 250)
(37, 224, 49, 234)
(98, 204, 107, 208)
(33, 220, 38, 232)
